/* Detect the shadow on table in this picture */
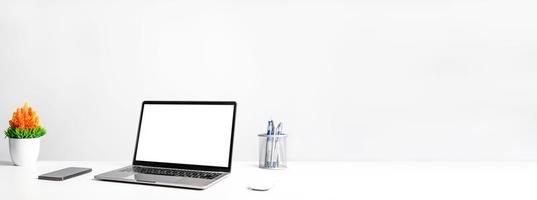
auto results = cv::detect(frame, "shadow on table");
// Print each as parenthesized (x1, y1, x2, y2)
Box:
(0, 160, 13, 166)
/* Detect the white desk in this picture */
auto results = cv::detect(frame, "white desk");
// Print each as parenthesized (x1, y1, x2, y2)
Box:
(2, 161, 537, 200)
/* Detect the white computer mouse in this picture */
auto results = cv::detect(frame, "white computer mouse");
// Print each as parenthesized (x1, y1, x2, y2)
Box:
(248, 180, 274, 191)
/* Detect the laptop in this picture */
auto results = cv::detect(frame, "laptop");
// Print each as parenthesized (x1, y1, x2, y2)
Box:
(95, 101, 237, 190)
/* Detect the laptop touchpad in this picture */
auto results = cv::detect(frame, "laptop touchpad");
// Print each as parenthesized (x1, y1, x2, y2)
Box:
(134, 174, 184, 183)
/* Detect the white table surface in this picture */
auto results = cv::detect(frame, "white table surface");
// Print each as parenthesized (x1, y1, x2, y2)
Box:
(2, 161, 537, 200)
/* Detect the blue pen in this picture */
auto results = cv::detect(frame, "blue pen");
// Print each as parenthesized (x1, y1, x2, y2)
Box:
(265, 120, 274, 167)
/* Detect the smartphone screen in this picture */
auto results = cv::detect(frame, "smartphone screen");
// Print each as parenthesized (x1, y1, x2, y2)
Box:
(38, 167, 92, 181)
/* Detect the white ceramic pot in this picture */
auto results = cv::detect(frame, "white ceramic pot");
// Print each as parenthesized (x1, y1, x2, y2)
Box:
(9, 138, 40, 166)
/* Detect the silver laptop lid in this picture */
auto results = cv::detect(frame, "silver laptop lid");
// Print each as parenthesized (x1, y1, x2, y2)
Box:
(132, 101, 237, 172)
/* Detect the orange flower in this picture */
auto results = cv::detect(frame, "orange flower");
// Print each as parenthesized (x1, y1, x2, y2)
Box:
(9, 102, 40, 129)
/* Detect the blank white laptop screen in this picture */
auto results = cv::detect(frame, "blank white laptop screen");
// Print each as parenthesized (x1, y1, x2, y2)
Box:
(135, 104, 234, 167)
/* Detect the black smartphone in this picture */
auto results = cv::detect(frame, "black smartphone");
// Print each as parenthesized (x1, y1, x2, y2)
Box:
(38, 167, 92, 181)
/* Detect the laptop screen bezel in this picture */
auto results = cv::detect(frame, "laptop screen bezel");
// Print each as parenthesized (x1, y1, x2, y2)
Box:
(131, 101, 236, 172)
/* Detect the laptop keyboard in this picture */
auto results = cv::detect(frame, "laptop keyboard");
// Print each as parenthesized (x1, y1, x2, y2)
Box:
(130, 166, 222, 180)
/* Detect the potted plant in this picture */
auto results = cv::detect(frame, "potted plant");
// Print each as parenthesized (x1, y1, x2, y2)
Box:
(4, 102, 46, 166)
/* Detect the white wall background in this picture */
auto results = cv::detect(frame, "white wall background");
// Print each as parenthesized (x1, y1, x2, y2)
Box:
(1, 0, 537, 162)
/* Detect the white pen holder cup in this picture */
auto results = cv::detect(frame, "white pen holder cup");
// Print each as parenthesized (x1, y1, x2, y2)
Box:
(258, 134, 287, 169)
